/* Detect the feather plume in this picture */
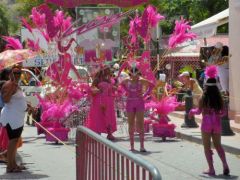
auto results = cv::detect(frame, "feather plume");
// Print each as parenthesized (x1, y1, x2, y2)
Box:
(129, 16, 141, 44)
(145, 5, 165, 28)
(30, 7, 46, 28)
(149, 96, 180, 115)
(21, 17, 33, 33)
(205, 65, 218, 78)
(168, 18, 197, 49)
(2, 36, 23, 50)
(54, 10, 64, 28)
(27, 38, 41, 52)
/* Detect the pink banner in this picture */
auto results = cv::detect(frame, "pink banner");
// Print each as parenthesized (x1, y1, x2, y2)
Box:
(46, 0, 148, 8)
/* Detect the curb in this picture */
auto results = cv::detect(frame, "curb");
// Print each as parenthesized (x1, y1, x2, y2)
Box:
(171, 112, 240, 133)
(175, 130, 240, 156)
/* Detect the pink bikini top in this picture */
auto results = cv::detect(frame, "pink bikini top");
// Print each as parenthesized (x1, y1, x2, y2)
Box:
(125, 81, 143, 99)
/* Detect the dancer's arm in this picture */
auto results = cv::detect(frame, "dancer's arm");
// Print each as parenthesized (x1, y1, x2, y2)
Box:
(189, 98, 203, 117)
(189, 108, 202, 116)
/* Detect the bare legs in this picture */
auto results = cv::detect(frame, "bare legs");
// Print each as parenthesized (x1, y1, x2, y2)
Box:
(106, 126, 115, 141)
(0, 150, 7, 162)
(202, 132, 230, 176)
(127, 111, 145, 152)
(127, 112, 135, 151)
(7, 137, 20, 172)
(212, 134, 230, 175)
(202, 132, 215, 175)
(136, 111, 146, 152)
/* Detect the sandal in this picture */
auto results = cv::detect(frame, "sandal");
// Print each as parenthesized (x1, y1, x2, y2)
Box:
(107, 134, 115, 141)
(6, 167, 22, 173)
(17, 165, 27, 170)
(140, 148, 147, 153)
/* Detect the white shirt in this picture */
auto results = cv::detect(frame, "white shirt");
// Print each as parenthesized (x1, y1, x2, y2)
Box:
(159, 73, 166, 82)
(218, 63, 229, 92)
(0, 89, 27, 129)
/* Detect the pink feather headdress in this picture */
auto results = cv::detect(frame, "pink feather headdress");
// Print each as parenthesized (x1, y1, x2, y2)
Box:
(205, 65, 218, 79)
(2, 36, 23, 50)
(168, 18, 197, 49)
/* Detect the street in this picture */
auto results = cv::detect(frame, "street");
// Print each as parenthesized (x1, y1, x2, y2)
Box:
(0, 123, 239, 180)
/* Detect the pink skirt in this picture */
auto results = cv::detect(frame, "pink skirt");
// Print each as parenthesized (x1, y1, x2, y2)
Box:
(0, 127, 8, 151)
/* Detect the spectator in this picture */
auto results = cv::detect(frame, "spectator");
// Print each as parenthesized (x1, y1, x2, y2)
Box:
(0, 65, 28, 173)
(178, 71, 203, 107)
(0, 68, 11, 162)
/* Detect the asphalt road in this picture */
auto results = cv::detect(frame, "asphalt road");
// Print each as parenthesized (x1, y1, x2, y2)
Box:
(0, 124, 239, 180)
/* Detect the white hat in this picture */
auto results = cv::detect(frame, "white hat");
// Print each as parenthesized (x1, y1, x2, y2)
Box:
(214, 42, 223, 49)
(113, 63, 119, 70)
(179, 71, 190, 77)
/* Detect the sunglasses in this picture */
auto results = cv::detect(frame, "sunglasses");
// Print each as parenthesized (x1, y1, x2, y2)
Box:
(13, 71, 22, 75)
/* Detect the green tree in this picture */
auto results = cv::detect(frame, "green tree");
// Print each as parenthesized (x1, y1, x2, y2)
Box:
(120, 0, 228, 36)
(16, 0, 76, 21)
(0, 4, 9, 52)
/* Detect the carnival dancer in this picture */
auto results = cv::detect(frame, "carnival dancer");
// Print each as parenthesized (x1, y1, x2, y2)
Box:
(86, 67, 117, 141)
(189, 65, 230, 176)
(121, 68, 154, 152)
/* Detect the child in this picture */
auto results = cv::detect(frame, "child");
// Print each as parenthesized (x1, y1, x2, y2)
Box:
(148, 96, 178, 141)
(189, 65, 229, 176)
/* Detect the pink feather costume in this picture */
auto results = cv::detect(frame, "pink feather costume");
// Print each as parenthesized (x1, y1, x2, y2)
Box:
(189, 65, 224, 134)
(150, 97, 178, 139)
(189, 108, 225, 134)
(86, 81, 117, 134)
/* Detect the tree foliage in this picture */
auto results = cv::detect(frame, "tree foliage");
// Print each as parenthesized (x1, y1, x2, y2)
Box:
(120, 0, 228, 37)
(150, 0, 229, 35)
(16, 0, 76, 21)
(3, 0, 229, 41)
(0, 4, 9, 52)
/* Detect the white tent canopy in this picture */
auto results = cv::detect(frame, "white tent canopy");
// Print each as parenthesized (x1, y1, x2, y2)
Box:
(191, 8, 229, 39)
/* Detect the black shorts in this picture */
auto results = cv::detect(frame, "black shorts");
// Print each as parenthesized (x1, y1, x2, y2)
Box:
(5, 124, 23, 140)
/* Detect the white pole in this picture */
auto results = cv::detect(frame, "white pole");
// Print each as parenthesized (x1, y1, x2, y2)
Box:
(156, 22, 160, 70)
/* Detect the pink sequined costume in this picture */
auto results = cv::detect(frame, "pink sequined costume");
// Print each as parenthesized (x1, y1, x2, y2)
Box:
(189, 108, 225, 134)
(189, 108, 229, 175)
(122, 80, 152, 151)
(152, 115, 176, 139)
(86, 81, 117, 134)
(124, 81, 145, 113)
(147, 96, 178, 139)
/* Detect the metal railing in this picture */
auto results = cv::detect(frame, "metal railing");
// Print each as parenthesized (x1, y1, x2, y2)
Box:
(76, 126, 162, 180)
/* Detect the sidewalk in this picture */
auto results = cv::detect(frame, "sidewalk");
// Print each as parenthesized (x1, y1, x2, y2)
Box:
(171, 111, 240, 133)
(168, 113, 240, 156)
(0, 125, 76, 179)
(0, 114, 239, 179)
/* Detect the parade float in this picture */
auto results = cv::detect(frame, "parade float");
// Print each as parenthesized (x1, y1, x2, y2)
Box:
(1, 0, 198, 143)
